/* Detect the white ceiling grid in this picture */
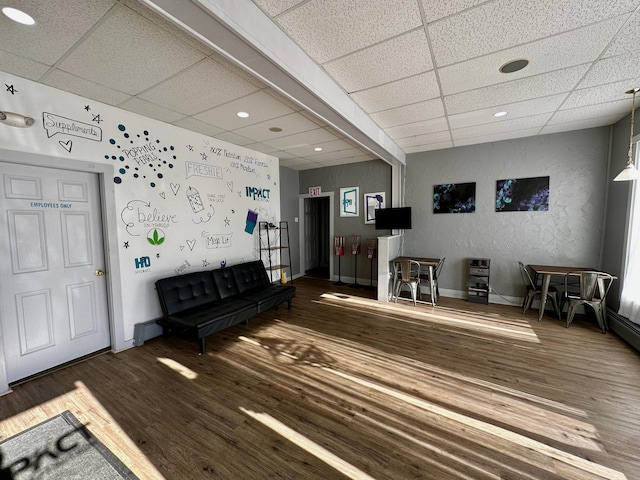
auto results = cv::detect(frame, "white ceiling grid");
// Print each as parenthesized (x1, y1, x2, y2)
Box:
(0, 0, 638, 169)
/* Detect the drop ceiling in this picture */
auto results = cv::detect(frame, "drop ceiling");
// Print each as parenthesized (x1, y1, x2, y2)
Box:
(1, 0, 639, 170)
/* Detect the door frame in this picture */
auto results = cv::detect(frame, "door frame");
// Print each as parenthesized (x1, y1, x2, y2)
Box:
(0, 148, 124, 395)
(299, 191, 334, 281)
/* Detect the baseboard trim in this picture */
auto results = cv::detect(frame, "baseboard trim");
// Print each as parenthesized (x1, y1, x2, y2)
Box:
(608, 309, 640, 354)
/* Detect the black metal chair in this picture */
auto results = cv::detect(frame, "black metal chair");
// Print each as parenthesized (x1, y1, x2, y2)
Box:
(518, 261, 561, 320)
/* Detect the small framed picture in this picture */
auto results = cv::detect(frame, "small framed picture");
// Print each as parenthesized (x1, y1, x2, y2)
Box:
(364, 192, 385, 224)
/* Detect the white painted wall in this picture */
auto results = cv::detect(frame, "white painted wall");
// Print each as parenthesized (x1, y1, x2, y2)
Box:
(0, 71, 280, 350)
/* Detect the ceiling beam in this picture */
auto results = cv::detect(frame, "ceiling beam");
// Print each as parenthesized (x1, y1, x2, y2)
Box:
(139, 0, 406, 167)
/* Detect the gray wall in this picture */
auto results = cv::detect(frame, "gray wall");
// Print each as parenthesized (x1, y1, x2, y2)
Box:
(299, 159, 392, 282)
(404, 128, 610, 301)
(279, 166, 301, 278)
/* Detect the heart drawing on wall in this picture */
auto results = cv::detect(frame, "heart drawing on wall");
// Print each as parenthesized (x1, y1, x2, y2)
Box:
(59, 140, 72, 152)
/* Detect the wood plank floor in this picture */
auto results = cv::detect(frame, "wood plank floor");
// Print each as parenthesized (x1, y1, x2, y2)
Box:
(1, 277, 640, 479)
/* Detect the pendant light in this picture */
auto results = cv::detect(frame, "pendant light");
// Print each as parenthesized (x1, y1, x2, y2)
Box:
(614, 87, 640, 182)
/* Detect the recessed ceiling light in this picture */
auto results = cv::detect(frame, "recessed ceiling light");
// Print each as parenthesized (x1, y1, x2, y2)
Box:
(499, 58, 529, 74)
(314, 147, 322, 152)
(2, 7, 35, 25)
(494, 111, 508, 117)
(269, 127, 282, 132)
(236, 111, 249, 118)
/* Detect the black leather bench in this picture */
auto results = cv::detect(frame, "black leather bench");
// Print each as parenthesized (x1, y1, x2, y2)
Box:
(155, 260, 295, 353)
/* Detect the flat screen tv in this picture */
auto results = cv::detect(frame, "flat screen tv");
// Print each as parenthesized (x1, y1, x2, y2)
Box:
(374, 207, 412, 230)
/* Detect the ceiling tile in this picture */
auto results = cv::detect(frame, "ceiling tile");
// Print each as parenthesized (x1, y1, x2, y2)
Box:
(0, 0, 115, 65)
(419, 0, 490, 23)
(263, 128, 339, 150)
(448, 94, 566, 129)
(0, 51, 50, 80)
(562, 82, 638, 110)
(139, 59, 260, 115)
(550, 100, 629, 125)
(323, 29, 433, 93)
(172, 117, 225, 137)
(119, 97, 185, 123)
(540, 115, 623, 135)
(371, 98, 445, 128)
(58, 5, 205, 94)
(305, 147, 365, 162)
(451, 113, 551, 141)
(244, 142, 280, 154)
(428, 0, 639, 67)
(232, 112, 321, 142)
(276, 0, 421, 63)
(396, 130, 452, 148)
(578, 52, 640, 90)
(252, 0, 306, 17)
(307, 138, 360, 155)
(438, 17, 625, 96)
(213, 131, 254, 146)
(351, 71, 440, 113)
(454, 127, 540, 147)
(387, 117, 449, 140)
(121, 0, 214, 55)
(444, 65, 590, 115)
(404, 140, 453, 153)
(194, 90, 295, 130)
(601, 9, 640, 57)
(42, 69, 130, 106)
(278, 158, 316, 168)
(321, 155, 374, 166)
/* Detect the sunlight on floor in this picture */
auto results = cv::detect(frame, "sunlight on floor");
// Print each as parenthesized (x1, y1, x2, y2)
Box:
(157, 357, 198, 379)
(315, 293, 541, 342)
(239, 407, 376, 480)
(0, 381, 164, 479)
(236, 331, 627, 480)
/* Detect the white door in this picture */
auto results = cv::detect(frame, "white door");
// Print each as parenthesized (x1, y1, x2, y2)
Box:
(0, 162, 110, 383)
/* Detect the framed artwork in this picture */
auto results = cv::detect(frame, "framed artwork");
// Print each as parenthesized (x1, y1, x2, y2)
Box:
(364, 191, 385, 224)
(340, 186, 359, 217)
(433, 182, 476, 214)
(496, 176, 549, 211)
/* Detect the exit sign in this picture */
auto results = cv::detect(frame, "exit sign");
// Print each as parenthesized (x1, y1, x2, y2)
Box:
(309, 186, 322, 197)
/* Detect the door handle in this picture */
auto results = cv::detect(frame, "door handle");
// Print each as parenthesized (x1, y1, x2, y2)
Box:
(95, 269, 105, 276)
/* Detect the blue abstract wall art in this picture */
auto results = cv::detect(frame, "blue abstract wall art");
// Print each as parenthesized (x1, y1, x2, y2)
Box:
(433, 182, 476, 214)
(496, 176, 549, 212)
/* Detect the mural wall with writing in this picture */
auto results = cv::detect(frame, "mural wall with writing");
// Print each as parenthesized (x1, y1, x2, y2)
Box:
(0, 71, 280, 344)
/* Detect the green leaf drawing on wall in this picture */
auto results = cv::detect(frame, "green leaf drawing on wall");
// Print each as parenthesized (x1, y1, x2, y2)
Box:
(147, 228, 165, 246)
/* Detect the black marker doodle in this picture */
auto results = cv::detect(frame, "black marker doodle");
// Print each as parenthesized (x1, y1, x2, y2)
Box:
(92, 113, 102, 124)
(186, 186, 204, 213)
(200, 152, 208, 161)
(170, 183, 180, 196)
(5, 84, 17, 95)
(108, 124, 175, 187)
(59, 140, 72, 153)
(187, 145, 194, 151)
(224, 216, 230, 226)
(159, 192, 165, 199)
(84, 105, 91, 111)
(202, 259, 209, 267)
(124, 241, 130, 249)
(186, 239, 196, 251)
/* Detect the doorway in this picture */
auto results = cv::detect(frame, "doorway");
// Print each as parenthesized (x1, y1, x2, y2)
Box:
(0, 162, 111, 383)
(304, 196, 330, 278)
